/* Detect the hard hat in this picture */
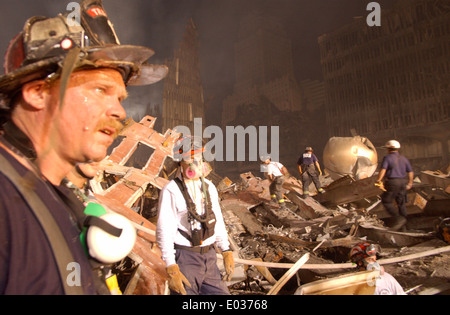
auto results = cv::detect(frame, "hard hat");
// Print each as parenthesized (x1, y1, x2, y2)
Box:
(173, 135, 205, 162)
(383, 140, 401, 149)
(0, 0, 168, 112)
(260, 155, 271, 163)
(305, 147, 313, 152)
(86, 212, 136, 264)
(349, 243, 377, 263)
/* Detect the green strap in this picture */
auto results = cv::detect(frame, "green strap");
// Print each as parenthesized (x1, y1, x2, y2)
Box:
(0, 154, 85, 295)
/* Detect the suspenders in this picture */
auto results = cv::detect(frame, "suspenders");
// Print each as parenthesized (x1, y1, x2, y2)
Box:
(173, 177, 216, 247)
(0, 152, 85, 295)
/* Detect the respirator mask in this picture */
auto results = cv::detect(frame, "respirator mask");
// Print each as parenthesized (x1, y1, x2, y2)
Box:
(174, 135, 211, 180)
(181, 159, 212, 180)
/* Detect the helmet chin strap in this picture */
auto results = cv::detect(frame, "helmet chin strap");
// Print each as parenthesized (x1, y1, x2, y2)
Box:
(59, 47, 82, 109)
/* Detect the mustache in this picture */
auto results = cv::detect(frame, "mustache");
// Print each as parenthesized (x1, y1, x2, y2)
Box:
(96, 119, 124, 139)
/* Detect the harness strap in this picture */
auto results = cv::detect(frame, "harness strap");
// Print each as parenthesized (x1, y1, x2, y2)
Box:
(177, 228, 193, 244)
(0, 153, 85, 295)
(174, 177, 212, 223)
(173, 177, 216, 246)
(84, 216, 123, 238)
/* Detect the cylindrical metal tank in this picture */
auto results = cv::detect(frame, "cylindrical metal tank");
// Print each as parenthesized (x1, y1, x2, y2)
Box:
(323, 136, 378, 180)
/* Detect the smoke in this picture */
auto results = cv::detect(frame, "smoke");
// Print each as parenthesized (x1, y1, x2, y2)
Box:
(0, 0, 396, 127)
(0, 0, 64, 59)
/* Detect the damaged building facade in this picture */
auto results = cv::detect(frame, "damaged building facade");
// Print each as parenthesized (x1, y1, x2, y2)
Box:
(318, 0, 450, 172)
(162, 18, 206, 134)
(218, 10, 329, 179)
(221, 10, 302, 127)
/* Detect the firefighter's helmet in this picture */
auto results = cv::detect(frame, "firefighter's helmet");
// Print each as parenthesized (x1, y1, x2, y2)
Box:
(383, 140, 401, 150)
(0, 0, 168, 113)
(349, 242, 377, 263)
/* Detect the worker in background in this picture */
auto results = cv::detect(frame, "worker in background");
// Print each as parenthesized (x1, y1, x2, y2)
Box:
(156, 136, 234, 295)
(349, 243, 406, 295)
(376, 140, 414, 231)
(0, 0, 167, 295)
(261, 156, 289, 210)
(297, 147, 325, 198)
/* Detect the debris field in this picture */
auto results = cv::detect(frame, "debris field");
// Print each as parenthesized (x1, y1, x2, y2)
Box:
(88, 116, 450, 295)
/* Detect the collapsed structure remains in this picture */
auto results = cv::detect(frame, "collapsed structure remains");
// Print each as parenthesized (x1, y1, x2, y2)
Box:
(88, 116, 450, 295)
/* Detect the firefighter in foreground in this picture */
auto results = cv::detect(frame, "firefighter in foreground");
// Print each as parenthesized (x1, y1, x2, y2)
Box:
(156, 136, 235, 295)
(0, 0, 167, 294)
(376, 140, 414, 231)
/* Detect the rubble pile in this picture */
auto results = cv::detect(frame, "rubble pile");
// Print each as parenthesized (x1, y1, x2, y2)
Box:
(89, 117, 450, 295)
(217, 170, 450, 295)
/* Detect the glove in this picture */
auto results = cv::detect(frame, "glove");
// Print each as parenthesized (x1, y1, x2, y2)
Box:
(222, 251, 235, 281)
(375, 181, 386, 192)
(166, 264, 191, 295)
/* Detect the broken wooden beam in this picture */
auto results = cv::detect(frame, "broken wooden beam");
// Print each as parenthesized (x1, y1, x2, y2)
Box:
(417, 283, 450, 295)
(222, 245, 450, 270)
(267, 253, 310, 295)
(295, 270, 379, 295)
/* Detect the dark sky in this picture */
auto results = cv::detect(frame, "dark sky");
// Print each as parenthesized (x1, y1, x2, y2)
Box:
(0, 0, 395, 125)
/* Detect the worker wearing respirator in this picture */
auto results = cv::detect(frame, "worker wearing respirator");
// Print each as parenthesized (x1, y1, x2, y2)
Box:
(156, 136, 234, 295)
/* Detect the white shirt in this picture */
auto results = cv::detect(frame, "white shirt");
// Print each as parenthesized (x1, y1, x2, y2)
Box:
(156, 177, 230, 266)
(375, 272, 406, 295)
(266, 161, 284, 177)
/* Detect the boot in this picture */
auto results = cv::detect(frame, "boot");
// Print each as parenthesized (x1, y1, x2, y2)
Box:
(270, 195, 277, 204)
(278, 202, 288, 210)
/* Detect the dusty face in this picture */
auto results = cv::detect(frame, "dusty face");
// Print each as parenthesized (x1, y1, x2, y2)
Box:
(48, 68, 127, 163)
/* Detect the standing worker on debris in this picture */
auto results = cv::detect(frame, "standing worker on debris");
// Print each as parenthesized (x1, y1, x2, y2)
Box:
(261, 156, 289, 210)
(297, 147, 325, 197)
(0, 0, 167, 295)
(376, 140, 414, 231)
(349, 243, 406, 295)
(156, 136, 235, 295)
